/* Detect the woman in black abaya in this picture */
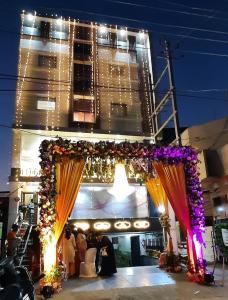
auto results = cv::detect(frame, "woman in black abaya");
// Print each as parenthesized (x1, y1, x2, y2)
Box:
(97, 235, 117, 276)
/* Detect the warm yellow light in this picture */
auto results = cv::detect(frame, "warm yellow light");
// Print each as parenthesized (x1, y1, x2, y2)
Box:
(133, 220, 150, 229)
(114, 221, 131, 230)
(158, 205, 165, 214)
(43, 233, 57, 274)
(108, 163, 134, 200)
(74, 222, 90, 231)
(94, 221, 111, 231)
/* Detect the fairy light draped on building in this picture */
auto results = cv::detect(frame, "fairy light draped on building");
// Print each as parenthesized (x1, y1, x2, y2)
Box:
(67, 18, 75, 121)
(45, 18, 52, 130)
(16, 11, 36, 128)
(90, 22, 95, 133)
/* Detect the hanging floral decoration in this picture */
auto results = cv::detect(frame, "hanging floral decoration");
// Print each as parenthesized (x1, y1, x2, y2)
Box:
(38, 138, 205, 274)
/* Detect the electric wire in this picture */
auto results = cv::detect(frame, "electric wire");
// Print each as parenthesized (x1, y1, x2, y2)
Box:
(104, 0, 228, 21)
(0, 123, 227, 146)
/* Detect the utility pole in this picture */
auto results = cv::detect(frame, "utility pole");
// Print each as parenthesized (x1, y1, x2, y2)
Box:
(164, 40, 182, 146)
(151, 40, 182, 146)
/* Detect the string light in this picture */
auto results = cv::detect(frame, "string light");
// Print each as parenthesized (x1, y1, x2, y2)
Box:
(56, 18, 63, 26)
(67, 18, 75, 125)
(140, 33, 153, 136)
(45, 18, 53, 130)
(99, 25, 107, 34)
(16, 11, 36, 128)
(95, 24, 100, 117)
(106, 25, 112, 133)
(116, 25, 124, 131)
(98, 28, 107, 131)
(56, 18, 62, 130)
(50, 18, 56, 131)
(120, 28, 126, 36)
(143, 33, 153, 136)
(90, 21, 95, 133)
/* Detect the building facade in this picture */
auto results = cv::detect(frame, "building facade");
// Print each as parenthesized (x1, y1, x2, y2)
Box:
(181, 117, 228, 262)
(9, 12, 156, 229)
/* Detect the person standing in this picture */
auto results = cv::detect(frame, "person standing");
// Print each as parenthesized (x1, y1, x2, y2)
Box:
(76, 228, 87, 263)
(96, 234, 117, 276)
(27, 199, 35, 225)
(7, 224, 21, 259)
(62, 228, 76, 278)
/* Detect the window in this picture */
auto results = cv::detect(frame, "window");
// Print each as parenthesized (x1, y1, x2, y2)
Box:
(213, 195, 228, 207)
(40, 21, 50, 39)
(37, 98, 56, 110)
(73, 99, 93, 112)
(38, 55, 57, 68)
(73, 112, 94, 123)
(73, 99, 95, 123)
(73, 64, 92, 93)
(75, 26, 91, 40)
(74, 43, 92, 60)
(109, 32, 117, 47)
(128, 35, 136, 50)
(109, 64, 125, 76)
(111, 103, 127, 117)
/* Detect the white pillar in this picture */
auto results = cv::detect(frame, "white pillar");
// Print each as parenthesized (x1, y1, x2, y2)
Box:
(168, 201, 178, 255)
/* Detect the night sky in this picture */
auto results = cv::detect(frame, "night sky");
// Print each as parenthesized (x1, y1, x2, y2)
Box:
(1, 0, 228, 190)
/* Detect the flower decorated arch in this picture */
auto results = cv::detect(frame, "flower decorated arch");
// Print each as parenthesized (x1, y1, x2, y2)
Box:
(38, 138, 205, 280)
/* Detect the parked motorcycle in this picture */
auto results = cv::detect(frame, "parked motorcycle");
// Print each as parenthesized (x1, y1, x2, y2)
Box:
(0, 257, 35, 300)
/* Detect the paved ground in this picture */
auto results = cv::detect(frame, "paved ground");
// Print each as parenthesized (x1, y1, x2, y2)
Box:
(38, 266, 228, 300)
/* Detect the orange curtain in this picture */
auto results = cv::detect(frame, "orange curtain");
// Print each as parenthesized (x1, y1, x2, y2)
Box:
(54, 158, 85, 242)
(153, 161, 196, 270)
(145, 178, 168, 213)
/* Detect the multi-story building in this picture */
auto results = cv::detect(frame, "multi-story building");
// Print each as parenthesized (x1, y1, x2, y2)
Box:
(9, 12, 157, 232)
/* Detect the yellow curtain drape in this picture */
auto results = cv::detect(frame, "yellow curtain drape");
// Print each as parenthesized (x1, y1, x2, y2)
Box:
(152, 162, 190, 232)
(153, 161, 196, 270)
(54, 158, 85, 242)
(145, 177, 168, 213)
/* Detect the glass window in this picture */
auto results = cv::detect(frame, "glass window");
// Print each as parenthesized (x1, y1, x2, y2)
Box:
(40, 21, 50, 39)
(73, 64, 92, 93)
(73, 112, 95, 123)
(111, 103, 127, 117)
(74, 43, 92, 60)
(75, 26, 91, 40)
(128, 35, 136, 50)
(74, 99, 93, 112)
(73, 98, 94, 123)
(38, 55, 57, 68)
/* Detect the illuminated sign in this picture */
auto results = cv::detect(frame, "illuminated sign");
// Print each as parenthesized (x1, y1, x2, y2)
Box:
(94, 221, 111, 231)
(74, 222, 90, 231)
(133, 220, 150, 229)
(114, 221, 131, 230)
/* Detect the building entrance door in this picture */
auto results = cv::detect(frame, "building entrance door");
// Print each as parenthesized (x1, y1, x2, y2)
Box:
(130, 235, 140, 266)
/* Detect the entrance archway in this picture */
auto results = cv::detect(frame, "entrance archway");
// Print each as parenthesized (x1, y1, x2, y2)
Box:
(38, 138, 206, 284)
